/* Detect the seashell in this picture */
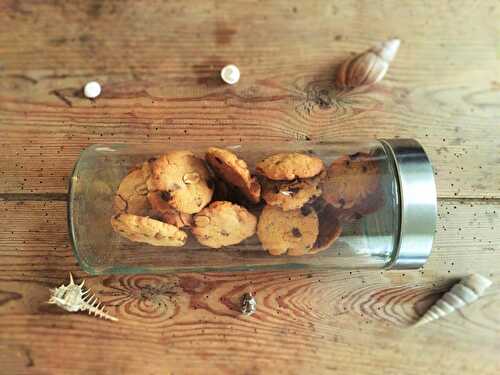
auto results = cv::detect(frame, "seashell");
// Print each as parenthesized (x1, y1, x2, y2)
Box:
(335, 38, 400, 89)
(414, 273, 492, 327)
(240, 292, 257, 316)
(48, 273, 118, 321)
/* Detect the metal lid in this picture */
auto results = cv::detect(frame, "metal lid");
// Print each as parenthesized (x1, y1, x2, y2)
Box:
(380, 139, 437, 269)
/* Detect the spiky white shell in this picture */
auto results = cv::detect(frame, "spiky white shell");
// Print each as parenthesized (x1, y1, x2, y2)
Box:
(415, 273, 492, 326)
(48, 273, 118, 321)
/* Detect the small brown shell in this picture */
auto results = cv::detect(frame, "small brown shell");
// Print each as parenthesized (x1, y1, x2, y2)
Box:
(336, 38, 400, 89)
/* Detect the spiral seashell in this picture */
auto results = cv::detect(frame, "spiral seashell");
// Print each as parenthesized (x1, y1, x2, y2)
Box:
(336, 38, 400, 88)
(414, 273, 492, 327)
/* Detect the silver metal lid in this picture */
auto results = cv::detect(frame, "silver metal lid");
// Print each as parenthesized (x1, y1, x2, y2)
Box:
(380, 139, 437, 269)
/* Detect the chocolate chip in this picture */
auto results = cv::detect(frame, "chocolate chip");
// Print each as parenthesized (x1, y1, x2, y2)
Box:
(345, 160, 351, 167)
(301, 205, 312, 216)
(273, 185, 280, 194)
(292, 227, 302, 237)
(148, 157, 157, 163)
(362, 165, 368, 173)
(161, 191, 172, 201)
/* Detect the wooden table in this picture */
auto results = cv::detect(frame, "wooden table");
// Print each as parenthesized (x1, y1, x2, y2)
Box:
(1, 1, 499, 374)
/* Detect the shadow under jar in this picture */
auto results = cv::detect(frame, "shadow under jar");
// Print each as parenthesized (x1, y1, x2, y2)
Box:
(68, 139, 436, 275)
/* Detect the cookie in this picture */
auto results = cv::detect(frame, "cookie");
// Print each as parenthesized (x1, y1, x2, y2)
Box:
(206, 147, 261, 204)
(257, 205, 319, 256)
(261, 173, 323, 211)
(321, 152, 382, 214)
(147, 151, 214, 214)
(113, 166, 151, 216)
(147, 192, 193, 228)
(111, 213, 187, 247)
(256, 152, 324, 180)
(192, 201, 257, 248)
(310, 204, 342, 253)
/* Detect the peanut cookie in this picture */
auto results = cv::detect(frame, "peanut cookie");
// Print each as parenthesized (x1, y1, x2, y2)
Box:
(321, 152, 382, 214)
(147, 151, 214, 214)
(261, 173, 323, 211)
(113, 166, 151, 216)
(111, 213, 187, 247)
(256, 152, 324, 180)
(192, 201, 257, 248)
(147, 192, 193, 228)
(311, 204, 342, 253)
(257, 205, 319, 256)
(206, 147, 261, 203)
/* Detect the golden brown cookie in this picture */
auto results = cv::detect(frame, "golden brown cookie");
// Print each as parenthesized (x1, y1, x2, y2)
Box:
(261, 174, 323, 211)
(206, 147, 261, 204)
(113, 166, 151, 216)
(256, 153, 324, 181)
(310, 204, 342, 253)
(147, 151, 214, 214)
(147, 192, 193, 228)
(192, 201, 257, 248)
(111, 213, 187, 247)
(257, 205, 319, 256)
(321, 152, 382, 214)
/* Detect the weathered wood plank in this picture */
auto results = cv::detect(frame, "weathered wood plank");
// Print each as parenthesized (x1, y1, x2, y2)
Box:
(0, 199, 498, 279)
(0, 198, 499, 374)
(0, 0, 499, 197)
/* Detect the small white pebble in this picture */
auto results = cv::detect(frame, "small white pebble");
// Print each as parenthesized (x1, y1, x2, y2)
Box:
(220, 64, 240, 85)
(83, 81, 101, 99)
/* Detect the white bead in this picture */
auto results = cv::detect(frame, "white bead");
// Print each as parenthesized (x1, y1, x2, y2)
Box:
(83, 81, 102, 99)
(220, 65, 240, 85)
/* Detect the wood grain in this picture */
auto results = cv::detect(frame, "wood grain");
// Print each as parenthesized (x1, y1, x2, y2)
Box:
(0, 198, 499, 374)
(0, 0, 499, 197)
(1, 0, 499, 374)
(0, 199, 498, 280)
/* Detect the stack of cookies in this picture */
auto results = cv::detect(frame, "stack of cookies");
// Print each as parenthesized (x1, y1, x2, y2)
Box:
(111, 147, 382, 256)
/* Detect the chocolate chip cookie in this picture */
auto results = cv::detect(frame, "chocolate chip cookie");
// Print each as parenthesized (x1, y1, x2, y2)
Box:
(321, 152, 382, 214)
(256, 152, 324, 181)
(111, 213, 187, 247)
(113, 166, 151, 216)
(261, 173, 323, 211)
(147, 192, 193, 228)
(206, 147, 261, 204)
(257, 205, 319, 256)
(147, 151, 214, 214)
(192, 201, 257, 248)
(311, 204, 342, 253)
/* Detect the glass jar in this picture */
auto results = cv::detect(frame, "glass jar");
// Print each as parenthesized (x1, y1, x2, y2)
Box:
(68, 139, 437, 274)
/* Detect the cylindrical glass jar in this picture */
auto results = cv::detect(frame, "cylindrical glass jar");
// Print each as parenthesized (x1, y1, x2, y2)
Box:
(68, 139, 436, 275)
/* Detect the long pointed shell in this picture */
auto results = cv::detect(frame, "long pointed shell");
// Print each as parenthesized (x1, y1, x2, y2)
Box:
(415, 274, 492, 326)
(336, 38, 400, 89)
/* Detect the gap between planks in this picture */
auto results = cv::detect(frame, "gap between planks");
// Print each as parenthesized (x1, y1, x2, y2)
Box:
(0, 193, 499, 203)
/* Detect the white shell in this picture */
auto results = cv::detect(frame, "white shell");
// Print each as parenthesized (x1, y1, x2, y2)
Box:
(220, 65, 240, 85)
(414, 273, 492, 326)
(48, 273, 118, 321)
(371, 38, 400, 63)
(83, 81, 102, 99)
